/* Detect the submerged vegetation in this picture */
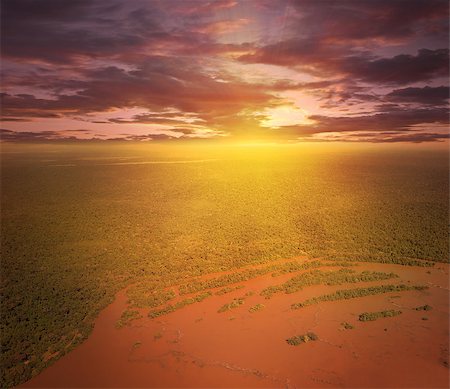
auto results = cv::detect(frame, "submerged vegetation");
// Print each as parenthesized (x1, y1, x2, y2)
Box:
(127, 287, 176, 309)
(341, 322, 354, 330)
(178, 260, 326, 295)
(215, 285, 245, 295)
(248, 303, 265, 313)
(286, 332, 318, 346)
(269, 259, 355, 277)
(1, 144, 448, 387)
(217, 298, 245, 313)
(148, 291, 212, 318)
(292, 284, 428, 309)
(414, 304, 432, 311)
(359, 310, 402, 321)
(325, 256, 436, 267)
(261, 269, 398, 298)
(116, 309, 142, 329)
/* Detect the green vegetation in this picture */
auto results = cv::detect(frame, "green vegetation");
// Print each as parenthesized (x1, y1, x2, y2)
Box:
(148, 291, 212, 318)
(248, 304, 265, 313)
(414, 304, 432, 311)
(359, 310, 402, 321)
(286, 332, 318, 345)
(218, 298, 245, 313)
(1, 144, 447, 387)
(261, 269, 398, 298)
(115, 309, 142, 329)
(292, 284, 428, 309)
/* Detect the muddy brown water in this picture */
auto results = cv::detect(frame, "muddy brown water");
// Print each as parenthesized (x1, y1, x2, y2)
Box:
(22, 262, 449, 388)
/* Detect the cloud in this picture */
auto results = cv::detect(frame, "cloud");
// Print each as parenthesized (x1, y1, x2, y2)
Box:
(0, 128, 78, 141)
(64, 129, 93, 133)
(114, 133, 177, 141)
(191, 18, 249, 35)
(288, 0, 449, 43)
(237, 1, 449, 84)
(107, 111, 204, 126)
(241, 46, 449, 85)
(271, 106, 449, 138)
(1, 0, 448, 143)
(0, 117, 29, 122)
(1, 0, 134, 63)
(369, 132, 450, 143)
(311, 107, 449, 133)
(301, 131, 449, 143)
(341, 49, 449, 85)
(385, 86, 449, 105)
(0, 0, 245, 65)
(0, 128, 208, 143)
(1, 60, 277, 131)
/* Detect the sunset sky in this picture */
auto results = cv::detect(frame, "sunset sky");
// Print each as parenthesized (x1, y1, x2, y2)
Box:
(1, 0, 449, 143)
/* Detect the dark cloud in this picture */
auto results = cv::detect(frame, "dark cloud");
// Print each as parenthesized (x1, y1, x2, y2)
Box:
(239, 0, 449, 85)
(0, 0, 243, 64)
(0, 117, 29, 122)
(1, 0, 107, 22)
(239, 37, 347, 74)
(288, 0, 449, 42)
(241, 46, 449, 85)
(1, 0, 449, 143)
(1, 0, 135, 63)
(274, 107, 449, 137)
(0, 128, 77, 141)
(118, 133, 177, 142)
(1, 61, 275, 124)
(310, 107, 449, 133)
(385, 86, 449, 105)
(341, 49, 449, 85)
(0, 128, 178, 142)
(65, 129, 93, 133)
(368, 132, 450, 143)
(1, 93, 66, 118)
(107, 111, 204, 126)
(300, 131, 449, 143)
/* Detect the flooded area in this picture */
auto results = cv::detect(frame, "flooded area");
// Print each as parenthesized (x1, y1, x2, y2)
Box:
(23, 260, 449, 388)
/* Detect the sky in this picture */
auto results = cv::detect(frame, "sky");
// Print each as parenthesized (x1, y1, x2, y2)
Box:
(1, 0, 449, 143)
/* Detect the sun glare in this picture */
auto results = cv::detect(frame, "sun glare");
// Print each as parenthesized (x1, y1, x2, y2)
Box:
(261, 105, 316, 128)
